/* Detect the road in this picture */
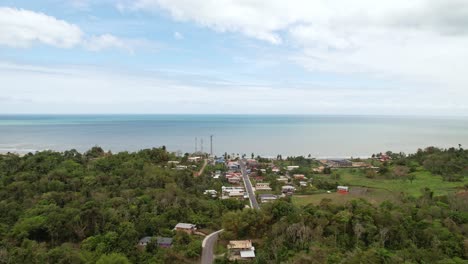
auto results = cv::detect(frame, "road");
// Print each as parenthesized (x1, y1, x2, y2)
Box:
(201, 229, 224, 264)
(239, 159, 260, 209)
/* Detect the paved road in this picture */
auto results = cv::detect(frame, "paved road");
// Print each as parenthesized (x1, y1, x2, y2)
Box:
(239, 159, 260, 209)
(201, 229, 224, 264)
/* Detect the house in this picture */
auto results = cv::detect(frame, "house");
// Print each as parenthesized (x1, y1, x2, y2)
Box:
(188, 156, 202, 162)
(227, 161, 240, 170)
(259, 194, 278, 203)
(246, 159, 258, 167)
(271, 167, 280, 173)
(286, 165, 299, 171)
(156, 237, 173, 248)
(282, 185, 296, 194)
(299, 181, 308, 187)
(337, 186, 349, 194)
(293, 174, 306, 180)
(277, 175, 289, 183)
(175, 165, 188, 170)
(138, 236, 173, 248)
(255, 182, 272, 191)
(228, 240, 255, 260)
(204, 190, 218, 198)
(312, 166, 325, 173)
(174, 223, 197, 234)
(138, 236, 152, 247)
(222, 186, 246, 200)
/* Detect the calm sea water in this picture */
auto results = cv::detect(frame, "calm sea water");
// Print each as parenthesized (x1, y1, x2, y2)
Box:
(0, 115, 467, 158)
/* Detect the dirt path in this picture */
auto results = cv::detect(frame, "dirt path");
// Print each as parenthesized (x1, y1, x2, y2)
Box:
(196, 159, 208, 177)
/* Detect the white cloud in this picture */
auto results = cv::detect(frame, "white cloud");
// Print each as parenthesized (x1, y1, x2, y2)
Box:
(173, 31, 183, 40)
(1, 62, 467, 115)
(0, 7, 83, 48)
(120, 0, 468, 94)
(0, 7, 139, 52)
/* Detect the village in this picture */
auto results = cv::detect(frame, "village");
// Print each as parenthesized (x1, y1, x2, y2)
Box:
(136, 152, 392, 262)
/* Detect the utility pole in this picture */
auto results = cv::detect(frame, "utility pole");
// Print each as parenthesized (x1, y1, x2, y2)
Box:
(195, 137, 198, 153)
(210, 135, 213, 157)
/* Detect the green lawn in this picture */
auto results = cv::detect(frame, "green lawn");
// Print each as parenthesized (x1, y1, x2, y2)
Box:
(292, 187, 397, 206)
(293, 167, 467, 206)
(337, 168, 467, 196)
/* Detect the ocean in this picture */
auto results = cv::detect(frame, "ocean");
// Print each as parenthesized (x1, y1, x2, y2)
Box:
(0, 114, 467, 158)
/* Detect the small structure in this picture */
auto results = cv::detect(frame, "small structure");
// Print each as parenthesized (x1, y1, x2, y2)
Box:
(204, 190, 218, 198)
(271, 167, 280, 173)
(228, 240, 255, 260)
(188, 156, 202, 162)
(293, 174, 306, 180)
(259, 194, 278, 203)
(325, 159, 352, 168)
(282, 185, 296, 195)
(168, 161, 180, 164)
(277, 175, 289, 183)
(175, 165, 188, 170)
(286, 165, 299, 171)
(138, 237, 173, 248)
(337, 186, 349, 194)
(255, 182, 272, 191)
(174, 223, 197, 234)
(299, 181, 308, 187)
(227, 161, 240, 170)
(312, 166, 324, 173)
(222, 186, 246, 200)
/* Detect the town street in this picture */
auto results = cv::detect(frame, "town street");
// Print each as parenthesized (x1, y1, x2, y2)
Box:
(201, 229, 224, 264)
(239, 159, 260, 209)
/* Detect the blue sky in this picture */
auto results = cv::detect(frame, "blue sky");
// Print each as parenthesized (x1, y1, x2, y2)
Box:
(1, 0, 468, 115)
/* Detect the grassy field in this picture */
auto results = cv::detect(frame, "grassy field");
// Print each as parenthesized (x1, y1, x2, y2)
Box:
(292, 187, 397, 206)
(293, 167, 467, 206)
(337, 168, 467, 196)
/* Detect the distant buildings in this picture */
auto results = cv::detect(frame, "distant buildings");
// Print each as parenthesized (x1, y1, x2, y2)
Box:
(228, 240, 255, 260)
(322, 159, 352, 168)
(222, 186, 247, 200)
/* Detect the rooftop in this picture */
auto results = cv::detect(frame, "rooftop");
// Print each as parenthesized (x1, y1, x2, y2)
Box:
(228, 240, 252, 249)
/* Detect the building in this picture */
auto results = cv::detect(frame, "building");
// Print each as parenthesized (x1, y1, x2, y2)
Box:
(312, 166, 325, 173)
(188, 156, 202, 162)
(204, 190, 218, 198)
(222, 186, 246, 200)
(175, 165, 188, 170)
(228, 240, 255, 260)
(299, 181, 308, 187)
(138, 237, 173, 248)
(325, 159, 352, 168)
(293, 174, 306, 180)
(286, 165, 299, 171)
(227, 161, 240, 170)
(337, 186, 349, 193)
(255, 182, 272, 191)
(282, 185, 296, 194)
(174, 223, 197, 234)
(277, 175, 289, 183)
(259, 194, 278, 203)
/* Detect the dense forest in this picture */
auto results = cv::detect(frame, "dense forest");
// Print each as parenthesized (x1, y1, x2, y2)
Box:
(0, 146, 467, 263)
(0, 147, 242, 263)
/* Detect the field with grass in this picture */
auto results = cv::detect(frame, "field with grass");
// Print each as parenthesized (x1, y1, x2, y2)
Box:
(337, 167, 467, 196)
(293, 167, 467, 206)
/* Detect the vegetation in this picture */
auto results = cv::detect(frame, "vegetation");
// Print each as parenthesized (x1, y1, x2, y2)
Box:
(0, 146, 467, 263)
(0, 147, 233, 263)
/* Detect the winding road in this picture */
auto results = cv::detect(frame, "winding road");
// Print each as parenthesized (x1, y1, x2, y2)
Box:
(201, 229, 224, 264)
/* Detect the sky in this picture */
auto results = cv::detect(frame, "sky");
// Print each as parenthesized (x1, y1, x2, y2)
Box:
(1, 0, 468, 115)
